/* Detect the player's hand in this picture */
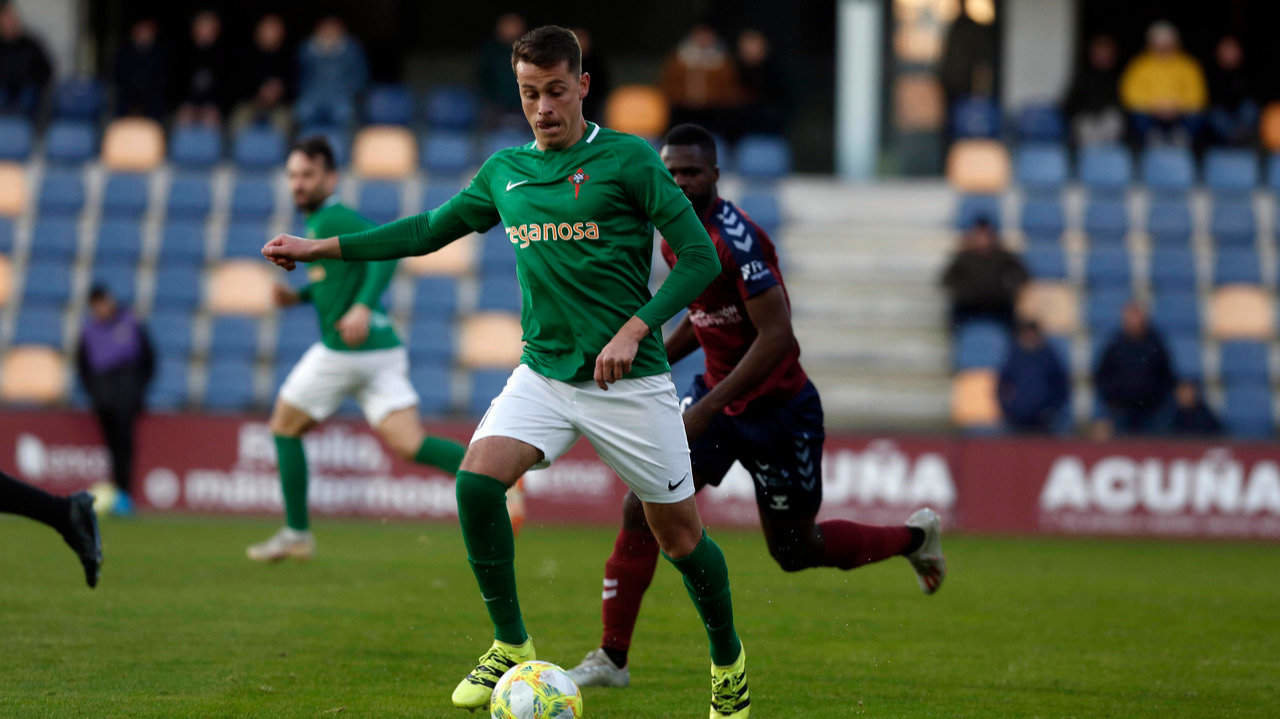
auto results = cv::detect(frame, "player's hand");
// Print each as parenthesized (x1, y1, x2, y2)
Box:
(594, 317, 650, 390)
(681, 401, 716, 443)
(261, 234, 313, 271)
(272, 284, 300, 307)
(336, 304, 372, 348)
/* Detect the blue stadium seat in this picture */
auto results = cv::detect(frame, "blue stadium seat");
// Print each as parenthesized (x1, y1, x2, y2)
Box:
(159, 221, 208, 265)
(954, 194, 1001, 230)
(409, 364, 453, 415)
(479, 227, 517, 276)
(275, 314, 320, 360)
(152, 265, 203, 310)
(52, 78, 104, 121)
(13, 306, 64, 347)
(1219, 341, 1270, 384)
(21, 261, 72, 307)
(1209, 199, 1256, 247)
(1146, 198, 1192, 247)
(166, 174, 212, 220)
(424, 86, 478, 131)
(30, 218, 80, 261)
(364, 84, 415, 125)
(1014, 144, 1068, 195)
(1083, 198, 1129, 245)
(223, 221, 272, 258)
(229, 176, 276, 221)
(1022, 245, 1067, 280)
(102, 173, 150, 219)
(1222, 383, 1275, 438)
(476, 273, 523, 313)
(1267, 154, 1280, 194)
(0, 115, 33, 160)
(1213, 248, 1263, 286)
(1079, 144, 1132, 196)
(149, 310, 194, 358)
(95, 220, 143, 264)
(0, 217, 13, 254)
(169, 126, 222, 168)
(412, 276, 460, 318)
(1017, 104, 1065, 143)
(45, 120, 96, 165)
(232, 125, 286, 169)
(1152, 290, 1201, 335)
(37, 170, 85, 216)
(297, 125, 351, 166)
(1168, 333, 1203, 379)
(483, 129, 533, 158)
(1148, 247, 1197, 290)
(421, 184, 457, 212)
(469, 369, 511, 416)
(91, 263, 137, 307)
(1204, 149, 1257, 197)
(1019, 197, 1064, 241)
(1084, 247, 1131, 287)
(737, 193, 782, 235)
(1084, 287, 1132, 337)
(148, 358, 189, 409)
(953, 320, 1010, 370)
(408, 316, 456, 366)
(209, 316, 261, 359)
(735, 134, 792, 179)
(357, 181, 403, 225)
(1141, 146, 1195, 196)
(420, 131, 475, 175)
(950, 96, 1000, 138)
(203, 359, 258, 411)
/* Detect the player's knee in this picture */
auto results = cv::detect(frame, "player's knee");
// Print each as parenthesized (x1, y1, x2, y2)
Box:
(621, 491, 648, 531)
(768, 543, 817, 573)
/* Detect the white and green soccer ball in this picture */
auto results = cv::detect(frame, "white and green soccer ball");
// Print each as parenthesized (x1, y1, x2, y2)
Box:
(489, 660, 583, 719)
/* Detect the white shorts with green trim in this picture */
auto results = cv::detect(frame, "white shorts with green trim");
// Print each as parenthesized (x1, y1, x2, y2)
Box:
(278, 343, 419, 426)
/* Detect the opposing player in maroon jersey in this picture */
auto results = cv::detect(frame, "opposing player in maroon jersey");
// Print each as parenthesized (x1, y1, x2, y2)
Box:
(568, 124, 947, 688)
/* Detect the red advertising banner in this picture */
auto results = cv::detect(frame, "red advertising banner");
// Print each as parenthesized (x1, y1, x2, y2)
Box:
(1, 410, 1276, 540)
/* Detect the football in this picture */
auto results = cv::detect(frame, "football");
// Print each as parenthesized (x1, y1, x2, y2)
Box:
(489, 661, 583, 719)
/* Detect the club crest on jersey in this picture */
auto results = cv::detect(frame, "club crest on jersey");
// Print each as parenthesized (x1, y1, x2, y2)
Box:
(567, 167, 590, 199)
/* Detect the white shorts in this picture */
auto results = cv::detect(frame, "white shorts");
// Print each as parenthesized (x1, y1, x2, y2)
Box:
(278, 343, 419, 426)
(472, 364, 694, 504)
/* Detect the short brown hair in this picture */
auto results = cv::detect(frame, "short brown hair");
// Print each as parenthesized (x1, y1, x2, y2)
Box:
(510, 25, 581, 75)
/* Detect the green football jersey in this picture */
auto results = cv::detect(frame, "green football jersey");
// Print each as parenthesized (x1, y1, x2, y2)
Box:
(301, 199, 400, 351)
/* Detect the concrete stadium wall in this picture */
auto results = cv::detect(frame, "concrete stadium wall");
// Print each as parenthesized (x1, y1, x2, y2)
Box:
(1002, 0, 1075, 110)
(13, 0, 79, 78)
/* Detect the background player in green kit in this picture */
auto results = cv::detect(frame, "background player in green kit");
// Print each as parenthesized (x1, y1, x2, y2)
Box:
(263, 27, 752, 719)
(246, 137, 471, 563)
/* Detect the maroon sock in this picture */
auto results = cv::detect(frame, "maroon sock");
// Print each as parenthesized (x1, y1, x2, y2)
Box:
(818, 519, 916, 570)
(600, 527, 661, 659)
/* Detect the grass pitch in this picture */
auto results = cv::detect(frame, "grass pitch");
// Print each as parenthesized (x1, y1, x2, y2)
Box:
(1, 515, 1277, 718)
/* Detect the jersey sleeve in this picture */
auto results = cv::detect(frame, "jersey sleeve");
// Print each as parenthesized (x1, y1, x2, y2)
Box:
(721, 215, 779, 299)
(617, 139, 692, 227)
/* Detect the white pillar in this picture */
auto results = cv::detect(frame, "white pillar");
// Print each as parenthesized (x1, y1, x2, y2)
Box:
(836, 0, 882, 180)
(1001, 0, 1075, 110)
(14, 0, 80, 78)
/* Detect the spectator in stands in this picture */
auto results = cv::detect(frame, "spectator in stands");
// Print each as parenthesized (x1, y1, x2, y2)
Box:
(1206, 35, 1258, 147)
(477, 13, 526, 128)
(938, 0, 997, 126)
(295, 16, 368, 128)
(114, 17, 169, 120)
(1170, 380, 1223, 436)
(735, 28, 786, 136)
(573, 27, 611, 123)
(0, 2, 52, 117)
(76, 285, 155, 517)
(939, 218, 1028, 331)
(1120, 21, 1207, 146)
(997, 320, 1070, 433)
(1063, 34, 1124, 146)
(1094, 302, 1176, 435)
(174, 9, 228, 128)
(231, 14, 294, 134)
(661, 24, 743, 139)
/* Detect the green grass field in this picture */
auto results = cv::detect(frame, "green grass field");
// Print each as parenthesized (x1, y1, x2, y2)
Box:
(1, 515, 1277, 718)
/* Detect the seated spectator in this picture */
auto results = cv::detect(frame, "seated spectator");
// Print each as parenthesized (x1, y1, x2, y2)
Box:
(295, 16, 368, 128)
(477, 13, 526, 128)
(998, 320, 1071, 433)
(1064, 34, 1124, 146)
(1120, 21, 1207, 146)
(573, 27, 611, 123)
(938, 0, 997, 132)
(1206, 35, 1258, 147)
(735, 28, 786, 137)
(1094, 302, 1176, 435)
(230, 14, 294, 134)
(1170, 380, 1223, 436)
(661, 24, 744, 139)
(174, 10, 228, 128)
(0, 2, 52, 117)
(114, 18, 168, 120)
(939, 218, 1028, 331)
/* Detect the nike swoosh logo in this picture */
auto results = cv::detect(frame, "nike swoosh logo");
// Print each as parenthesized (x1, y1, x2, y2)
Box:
(506, 180, 530, 191)
(668, 473, 690, 492)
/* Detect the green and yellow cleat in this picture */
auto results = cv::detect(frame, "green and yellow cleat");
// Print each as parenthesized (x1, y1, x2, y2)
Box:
(451, 638, 536, 711)
(709, 645, 750, 718)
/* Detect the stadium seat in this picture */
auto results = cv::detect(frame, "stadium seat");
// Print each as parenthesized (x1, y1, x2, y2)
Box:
(424, 86, 478, 131)
(30, 218, 80, 261)
(1016, 281, 1079, 334)
(159, 222, 208, 266)
(1209, 199, 1256, 247)
(479, 227, 517, 276)
(476, 273, 523, 313)
(95, 220, 144, 264)
(950, 96, 1000, 138)
(232, 125, 286, 169)
(229, 176, 276, 221)
(0, 162, 27, 216)
(409, 364, 453, 415)
(148, 358, 189, 409)
(1148, 247, 1197, 290)
(45, 120, 96, 165)
(223, 220, 272, 259)
(1084, 247, 1132, 288)
(946, 140, 1010, 193)
(166, 174, 213, 220)
(102, 173, 150, 219)
(1078, 144, 1132, 196)
(1019, 197, 1064, 241)
(1213, 248, 1263, 286)
(469, 368, 512, 416)
(169, 125, 222, 168)
(52, 77, 104, 121)
(950, 369, 1001, 428)
(1021, 245, 1067, 280)
(0, 253, 11, 306)
(21, 260, 72, 307)
(483, 129, 533, 158)
(209, 315, 262, 360)
(1152, 290, 1201, 335)
(364, 84, 415, 126)
(357, 180, 403, 224)
(297, 126, 351, 166)
(402, 230, 473, 276)
(102, 118, 165, 171)
(1208, 286, 1275, 339)
(421, 184, 457, 213)
(408, 316, 456, 366)
(1168, 333, 1203, 379)
(604, 85, 670, 138)
(275, 312, 321, 360)
(459, 313, 523, 368)
(1204, 149, 1257, 197)
(0, 116, 33, 160)
(91, 263, 137, 307)
(420, 131, 476, 176)
(1084, 287, 1132, 337)
(952, 320, 1010, 370)
(0, 218, 11, 254)
(411, 276, 460, 318)
(149, 310, 195, 358)
(1222, 383, 1275, 438)
(352, 126, 417, 179)
(1016, 104, 1066, 143)
(0, 346, 67, 405)
(1145, 199, 1191, 247)
(738, 193, 782, 236)
(37, 169, 85, 216)
(1266, 153, 1280, 194)
(207, 260, 275, 316)
(954, 194, 1001, 230)
(1141, 146, 1195, 196)
(736, 134, 792, 180)
(1014, 144, 1068, 195)
(13, 306, 65, 347)
(1219, 341, 1271, 385)
(202, 359, 258, 411)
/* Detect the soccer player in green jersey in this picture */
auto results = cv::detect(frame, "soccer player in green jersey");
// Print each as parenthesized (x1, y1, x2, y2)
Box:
(263, 26, 751, 719)
(246, 137, 472, 563)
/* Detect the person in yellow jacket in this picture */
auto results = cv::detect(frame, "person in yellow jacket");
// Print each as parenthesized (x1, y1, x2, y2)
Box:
(1120, 21, 1207, 144)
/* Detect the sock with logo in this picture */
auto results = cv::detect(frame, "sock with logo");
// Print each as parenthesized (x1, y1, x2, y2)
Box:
(818, 520, 921, 570)
(665, 531, 742, 666)
(456, 470, 527, 645)
(0, 470, 71, 534)
(600, 526, 661, 667)
(274, 435, 309, 531)
(412, 436, 467, 475)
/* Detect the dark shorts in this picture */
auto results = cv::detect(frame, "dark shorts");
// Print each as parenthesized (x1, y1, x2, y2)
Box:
(682, 375, 825, 519)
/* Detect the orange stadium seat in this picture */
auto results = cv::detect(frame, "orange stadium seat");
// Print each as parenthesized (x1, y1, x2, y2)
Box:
(0, 254, 12, 307)
(0, 162, 27, 216)
(459, 312, 523, 368)
(1261, 102, 1280, 152)
(402, 233, 475, 276)
(206, 260, 275, 316)
(352, 126, 417, 179)
(946, 139, 1011, 193)
(0, 346, 67, 404)
(951, 368, 1001, 427)
(604, 86, 670, 138)
(1208, 286, 1275, 340)
(102, 117, 165, 171)
(894, 74, 945, 131)
(1017, 281, 1080, 335)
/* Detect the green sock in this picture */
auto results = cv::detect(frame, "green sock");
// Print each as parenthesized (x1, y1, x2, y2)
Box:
(456, 470, 526, 645)
(666, 531, 742, 666)
(274, 435, 309, 531)
(413, 436, 467, 475)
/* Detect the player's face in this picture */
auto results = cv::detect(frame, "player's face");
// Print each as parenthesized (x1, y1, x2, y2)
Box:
(661, 145, 719, 214)
(515, 60, 589, 150)
(286, 151, 337, 213)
